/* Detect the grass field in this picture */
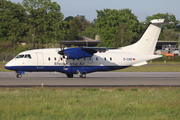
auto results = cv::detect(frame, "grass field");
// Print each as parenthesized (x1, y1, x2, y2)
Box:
(1, 61, 180, 72)
(0, 87, 180, 120)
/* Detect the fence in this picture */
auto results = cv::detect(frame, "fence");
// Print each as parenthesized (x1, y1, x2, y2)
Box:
(0, 53, 16, 62)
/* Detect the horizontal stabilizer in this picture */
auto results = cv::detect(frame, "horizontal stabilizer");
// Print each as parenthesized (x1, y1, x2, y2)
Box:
(132, 61, 147, 66)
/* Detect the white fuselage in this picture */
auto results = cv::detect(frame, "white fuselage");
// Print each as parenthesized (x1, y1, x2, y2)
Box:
(5, 48, 161, 74)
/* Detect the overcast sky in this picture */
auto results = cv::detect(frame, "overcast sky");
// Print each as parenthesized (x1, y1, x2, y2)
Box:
(10, 0, 180, 22)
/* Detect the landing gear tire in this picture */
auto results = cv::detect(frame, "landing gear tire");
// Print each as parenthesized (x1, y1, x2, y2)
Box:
(80, 73, 86, 78)
(16, 74, 22, 78)
(66, 74, 73, 78)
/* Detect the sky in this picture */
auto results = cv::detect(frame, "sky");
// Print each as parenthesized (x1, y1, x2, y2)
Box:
(10, 0, 180, 22)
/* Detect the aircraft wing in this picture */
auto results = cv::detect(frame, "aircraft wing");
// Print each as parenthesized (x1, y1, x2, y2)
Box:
(58, 47, 116, 59)
(81, 47, 116, 53)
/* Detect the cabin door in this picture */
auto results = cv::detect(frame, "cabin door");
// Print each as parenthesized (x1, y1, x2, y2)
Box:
(36, 52, 44, 69)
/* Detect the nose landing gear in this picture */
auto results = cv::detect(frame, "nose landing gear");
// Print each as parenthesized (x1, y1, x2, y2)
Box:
(15, 71, 24, 78)
(16, 74, 22, 78)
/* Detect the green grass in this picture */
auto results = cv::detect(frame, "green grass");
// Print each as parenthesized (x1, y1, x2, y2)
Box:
(0, 87, 180, 120)
(0, 61, 8, 64)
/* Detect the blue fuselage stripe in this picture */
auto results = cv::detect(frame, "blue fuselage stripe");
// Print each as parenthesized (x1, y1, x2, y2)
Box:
(5, 66, 129, 74)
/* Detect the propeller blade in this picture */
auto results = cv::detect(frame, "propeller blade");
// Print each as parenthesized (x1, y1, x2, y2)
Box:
(58, 50, 64, 55)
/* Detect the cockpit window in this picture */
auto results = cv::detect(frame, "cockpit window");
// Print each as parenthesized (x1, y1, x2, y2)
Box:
(16, 54, 31, 59)
(25, 54, 31, 59)
(16, 55, 24, 58)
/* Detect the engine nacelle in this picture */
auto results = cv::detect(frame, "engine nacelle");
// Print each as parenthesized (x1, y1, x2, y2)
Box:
(64, 47, 95, 59)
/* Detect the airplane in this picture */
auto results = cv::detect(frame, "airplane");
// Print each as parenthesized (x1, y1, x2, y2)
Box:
(4, 19, 173, 78)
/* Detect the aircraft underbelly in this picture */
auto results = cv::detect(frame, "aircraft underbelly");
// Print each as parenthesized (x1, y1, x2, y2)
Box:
(71, 66, 86, 74)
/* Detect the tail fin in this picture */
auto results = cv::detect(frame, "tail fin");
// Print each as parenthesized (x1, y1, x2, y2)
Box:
(122, 19, 173, 55)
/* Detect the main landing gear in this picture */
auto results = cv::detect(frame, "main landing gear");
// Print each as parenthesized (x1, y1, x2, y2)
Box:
(66, 70, 86, 78)
(66, 74, 74, 78)
(80, 73, 86, 78)
(77, 70, 86, 78)
(66, 73, 86, 78)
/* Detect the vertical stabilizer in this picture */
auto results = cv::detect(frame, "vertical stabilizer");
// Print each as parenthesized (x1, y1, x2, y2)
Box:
(122, 19, 173, 55)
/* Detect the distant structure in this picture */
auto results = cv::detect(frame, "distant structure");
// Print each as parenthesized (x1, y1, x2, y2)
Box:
(95, 35, 100, 41)
(155, 34, 180, 56)
(61, 35, 101, 47)
(155, 41, 179, 56)
(82, 35, 100, 41)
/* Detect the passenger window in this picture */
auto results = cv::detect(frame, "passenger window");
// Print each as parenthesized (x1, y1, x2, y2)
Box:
(110, 57, 112, 61)
(16, 55, 24, 58)
(48, 57, 50, 61)
(104, 57, 106, 61)
(54, 57, 56, 61)
(96, 57, 98, 61)
(25, 54, 31, 59)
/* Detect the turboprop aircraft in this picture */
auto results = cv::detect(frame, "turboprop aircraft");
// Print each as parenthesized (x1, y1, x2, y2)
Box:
(5, 19, 173, 78)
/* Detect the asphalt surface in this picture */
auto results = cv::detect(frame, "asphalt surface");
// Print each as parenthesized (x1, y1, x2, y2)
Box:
(0, 72, 180, 87)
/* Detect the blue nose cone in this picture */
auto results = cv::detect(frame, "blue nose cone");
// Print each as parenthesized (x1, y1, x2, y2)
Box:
(4, 62, 13, 70)
(4, 65, 10, 70)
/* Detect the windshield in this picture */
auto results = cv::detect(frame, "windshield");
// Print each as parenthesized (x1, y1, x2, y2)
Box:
(16, 55, 24, 58)
(15, 54, 32, 59)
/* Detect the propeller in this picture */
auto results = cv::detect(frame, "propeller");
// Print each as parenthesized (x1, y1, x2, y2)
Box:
(58, 43, 65, 58)
(57, 42, 67, 69)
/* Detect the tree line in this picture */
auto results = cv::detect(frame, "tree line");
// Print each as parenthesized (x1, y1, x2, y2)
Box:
(0, 0, 180, 51)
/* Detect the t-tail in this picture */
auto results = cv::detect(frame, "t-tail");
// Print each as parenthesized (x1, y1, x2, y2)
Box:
(122, 19, 173, 55)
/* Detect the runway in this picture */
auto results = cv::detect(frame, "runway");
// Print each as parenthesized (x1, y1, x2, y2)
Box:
(0, 72, 180, 87)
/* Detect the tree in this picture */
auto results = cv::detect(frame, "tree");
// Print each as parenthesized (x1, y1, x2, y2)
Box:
(0, 0, 27, 46)
(163, 29, 179, 41)
(66, 15, 91, 40)
(22, 0, 67, 48)
(80, 27, 98, 39)
(113, 24, 133, 47)
(96, 8, 142, 47)
(68, 20, 79, 40)
(64, 16, 74, 22)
